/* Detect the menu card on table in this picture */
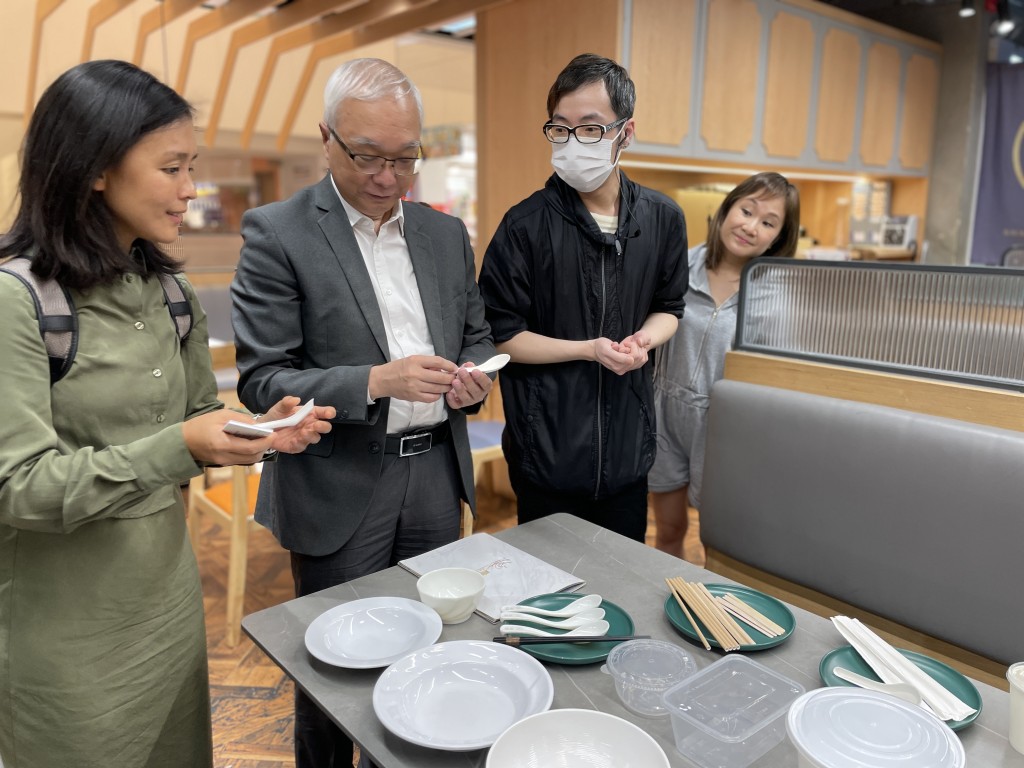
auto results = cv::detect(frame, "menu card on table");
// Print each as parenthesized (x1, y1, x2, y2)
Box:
(399, 533, 585, 623)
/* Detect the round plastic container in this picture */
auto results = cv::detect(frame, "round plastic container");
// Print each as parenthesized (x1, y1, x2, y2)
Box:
(787, 688, 965, 768)
(600, 639, 695, 718)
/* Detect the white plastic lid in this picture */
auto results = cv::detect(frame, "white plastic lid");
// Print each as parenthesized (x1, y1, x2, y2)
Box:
(786, 688, 965, 768)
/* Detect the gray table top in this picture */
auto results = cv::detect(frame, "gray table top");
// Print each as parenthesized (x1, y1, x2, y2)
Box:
(242, 513, 1024, 767)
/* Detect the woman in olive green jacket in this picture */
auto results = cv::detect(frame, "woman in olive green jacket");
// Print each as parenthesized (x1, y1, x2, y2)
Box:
(0, 61, 334, 768)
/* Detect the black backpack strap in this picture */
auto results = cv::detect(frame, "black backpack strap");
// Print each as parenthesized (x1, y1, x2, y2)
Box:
(158, 273, 193, 343)
(0, 256, 77, 383)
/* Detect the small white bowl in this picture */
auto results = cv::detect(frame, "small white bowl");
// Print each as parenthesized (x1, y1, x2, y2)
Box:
(486, 708, 670, 768)
(415, 567, 485, 624)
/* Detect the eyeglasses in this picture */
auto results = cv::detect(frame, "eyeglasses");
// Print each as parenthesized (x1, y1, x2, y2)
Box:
(542, 117, 627, 145)
(328, 126, 423, 176)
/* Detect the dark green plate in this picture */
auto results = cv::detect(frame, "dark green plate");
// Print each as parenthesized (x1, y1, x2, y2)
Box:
(819, 645, 981, 731)
(506, 594, 634, 665)
(664, 583, 795, 651)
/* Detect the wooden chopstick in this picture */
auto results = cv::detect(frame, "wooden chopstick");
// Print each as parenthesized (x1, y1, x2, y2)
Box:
(716, 597, 778, 637)
(669, 578, 741, 651)
(720, 593, 786, 636)
(682, 580, 744, 649)
(697, 583, 755, 646)
(665, 578, 711, 650)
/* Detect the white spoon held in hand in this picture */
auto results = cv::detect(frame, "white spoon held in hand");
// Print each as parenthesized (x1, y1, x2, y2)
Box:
(499, 620, 610, 638)
(462, 353, 510, 375)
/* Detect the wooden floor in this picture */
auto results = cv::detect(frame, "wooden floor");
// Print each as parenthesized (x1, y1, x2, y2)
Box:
(197, 487, 703, 767)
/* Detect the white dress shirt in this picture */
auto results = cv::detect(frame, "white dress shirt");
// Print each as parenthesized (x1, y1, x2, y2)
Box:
(332, 178, 445, 433)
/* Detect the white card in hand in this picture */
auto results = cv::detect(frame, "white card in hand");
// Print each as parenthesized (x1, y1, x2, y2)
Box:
(223, 399, 315, 439)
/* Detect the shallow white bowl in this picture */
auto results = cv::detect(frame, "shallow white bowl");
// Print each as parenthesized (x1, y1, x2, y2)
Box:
(373, 639, 553, 751)
(303, 596, 442, 669)
(486, 708, 671, 768)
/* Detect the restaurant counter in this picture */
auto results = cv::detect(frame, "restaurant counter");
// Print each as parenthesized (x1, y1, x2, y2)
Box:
(242, 513, 1024, 767)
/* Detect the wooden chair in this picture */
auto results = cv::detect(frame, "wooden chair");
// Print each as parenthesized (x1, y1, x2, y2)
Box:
(187, 465, 261, 647)
(463, 420, 505, 536)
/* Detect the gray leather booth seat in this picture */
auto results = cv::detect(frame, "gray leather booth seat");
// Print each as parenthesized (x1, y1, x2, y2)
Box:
(700, 379, 1024, 665)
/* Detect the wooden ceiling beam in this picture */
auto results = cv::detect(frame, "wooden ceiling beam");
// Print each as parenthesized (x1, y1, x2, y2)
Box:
(175, 0, 278, 94)
(81, 0, 136, 62)
(25, 0, 67, 124)
(133, 0, 206, 67)
(204, 0, 356, 146)
(240, 0, 431, 149)
(275, 0, 510, 152)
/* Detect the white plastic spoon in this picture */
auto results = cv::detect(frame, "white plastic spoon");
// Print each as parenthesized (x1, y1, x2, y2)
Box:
(500, 594, 603, 618)
(463, 353, 511, 374)
(834, 667, 923, 706)
(497, 609, 606, 629)
(499, 620, 610, 638)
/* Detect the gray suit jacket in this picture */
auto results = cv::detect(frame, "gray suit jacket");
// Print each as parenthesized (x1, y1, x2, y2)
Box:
(231, 175, 494, 556)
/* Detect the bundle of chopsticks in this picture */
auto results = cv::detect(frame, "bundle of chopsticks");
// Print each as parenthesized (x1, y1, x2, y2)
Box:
(665, 577, 785, 652)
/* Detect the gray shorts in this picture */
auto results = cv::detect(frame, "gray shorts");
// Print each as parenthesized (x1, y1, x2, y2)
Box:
(649, 385, 709, 508)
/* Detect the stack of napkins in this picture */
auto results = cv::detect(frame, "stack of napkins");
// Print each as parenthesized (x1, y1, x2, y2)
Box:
(831, 616, 977, 721)
(399, 533, 585, 623)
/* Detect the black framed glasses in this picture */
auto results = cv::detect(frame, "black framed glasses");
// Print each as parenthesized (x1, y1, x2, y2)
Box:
(542, 117, 627, 145)
(328, 126, 423, 176)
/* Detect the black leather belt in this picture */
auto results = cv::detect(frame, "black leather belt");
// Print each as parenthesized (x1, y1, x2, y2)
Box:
(384, 421, 450, 457)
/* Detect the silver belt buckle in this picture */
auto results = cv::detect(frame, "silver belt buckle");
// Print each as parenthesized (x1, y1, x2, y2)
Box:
(399, 432, 432, 457)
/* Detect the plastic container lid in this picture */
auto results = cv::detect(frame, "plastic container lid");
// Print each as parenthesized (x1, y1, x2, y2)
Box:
(662, 654, 805, 743)
(604, 639, 696, 690)
(602, 639, 696, 717)
(786, 688, 966, 768)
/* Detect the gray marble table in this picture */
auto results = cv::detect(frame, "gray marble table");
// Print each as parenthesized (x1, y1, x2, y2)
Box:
(242, 513, 1024, 767)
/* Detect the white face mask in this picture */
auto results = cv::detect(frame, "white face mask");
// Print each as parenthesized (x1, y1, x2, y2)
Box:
(551, 127, 625, 193)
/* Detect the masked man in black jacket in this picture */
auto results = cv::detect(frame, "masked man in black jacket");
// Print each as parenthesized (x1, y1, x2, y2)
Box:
(479, 54, 689, 542)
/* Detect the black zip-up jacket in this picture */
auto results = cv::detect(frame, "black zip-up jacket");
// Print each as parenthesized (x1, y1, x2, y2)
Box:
(479, 172, 688, 498)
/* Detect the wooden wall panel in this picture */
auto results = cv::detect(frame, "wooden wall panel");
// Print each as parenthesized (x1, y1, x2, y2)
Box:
(859, 42, 901, 167)
(899, 53, 940, 171)
(814, 28, 861, 163)
(700, 0, 761, 153)
(630, 0, 696, 146)
(475, 0, 620, 255)
(762, 11, 815, 159)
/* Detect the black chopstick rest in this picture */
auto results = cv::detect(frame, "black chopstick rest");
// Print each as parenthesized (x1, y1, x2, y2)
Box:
(492, 635, 651, 646)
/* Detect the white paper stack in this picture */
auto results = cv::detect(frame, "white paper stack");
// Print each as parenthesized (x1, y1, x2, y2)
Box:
(399, 533, 585, 623)
(831, 616, 977, 722)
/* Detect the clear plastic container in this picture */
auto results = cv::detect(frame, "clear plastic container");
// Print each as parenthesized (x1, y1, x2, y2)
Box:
(601, 639, 696, 718)
(661, 654, 805, 768)
(786, 687, 965, 768)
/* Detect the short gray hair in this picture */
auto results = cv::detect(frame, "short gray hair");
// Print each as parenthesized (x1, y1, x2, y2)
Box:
(322, 58, 424, 128)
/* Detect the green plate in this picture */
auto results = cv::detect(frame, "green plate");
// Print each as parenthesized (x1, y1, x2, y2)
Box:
(506, 594, 634, 665)
(819, 645, 982, 731)
(664, 583, 795, 651)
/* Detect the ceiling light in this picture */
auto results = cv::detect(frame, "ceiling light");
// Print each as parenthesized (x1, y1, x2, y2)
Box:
(959, 0, 976, 17)
(1010, 54, 1024, 63)
(996, 0, 1016, 34)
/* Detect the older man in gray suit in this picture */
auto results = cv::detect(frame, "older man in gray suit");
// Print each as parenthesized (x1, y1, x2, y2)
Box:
(231, 58, 494, 768)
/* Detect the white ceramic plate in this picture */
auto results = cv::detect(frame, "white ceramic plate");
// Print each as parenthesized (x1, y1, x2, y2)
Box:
(373, 640, 554, 751)
(486, 708, 671, 768)
(303, 597, 442, 669)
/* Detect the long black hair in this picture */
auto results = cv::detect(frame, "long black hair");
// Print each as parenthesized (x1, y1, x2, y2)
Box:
(0, 60, 194, 289)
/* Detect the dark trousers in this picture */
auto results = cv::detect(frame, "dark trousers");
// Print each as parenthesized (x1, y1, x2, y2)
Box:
(290, 441, 462, 768)
(511, 472, 649, 543)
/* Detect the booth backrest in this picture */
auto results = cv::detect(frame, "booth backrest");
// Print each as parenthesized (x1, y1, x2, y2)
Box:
(700, 378, 1024, 665)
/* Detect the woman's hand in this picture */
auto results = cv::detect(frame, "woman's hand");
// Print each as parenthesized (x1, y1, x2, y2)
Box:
(263, 396, 335, 454)
(181, 398, 335, 466)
